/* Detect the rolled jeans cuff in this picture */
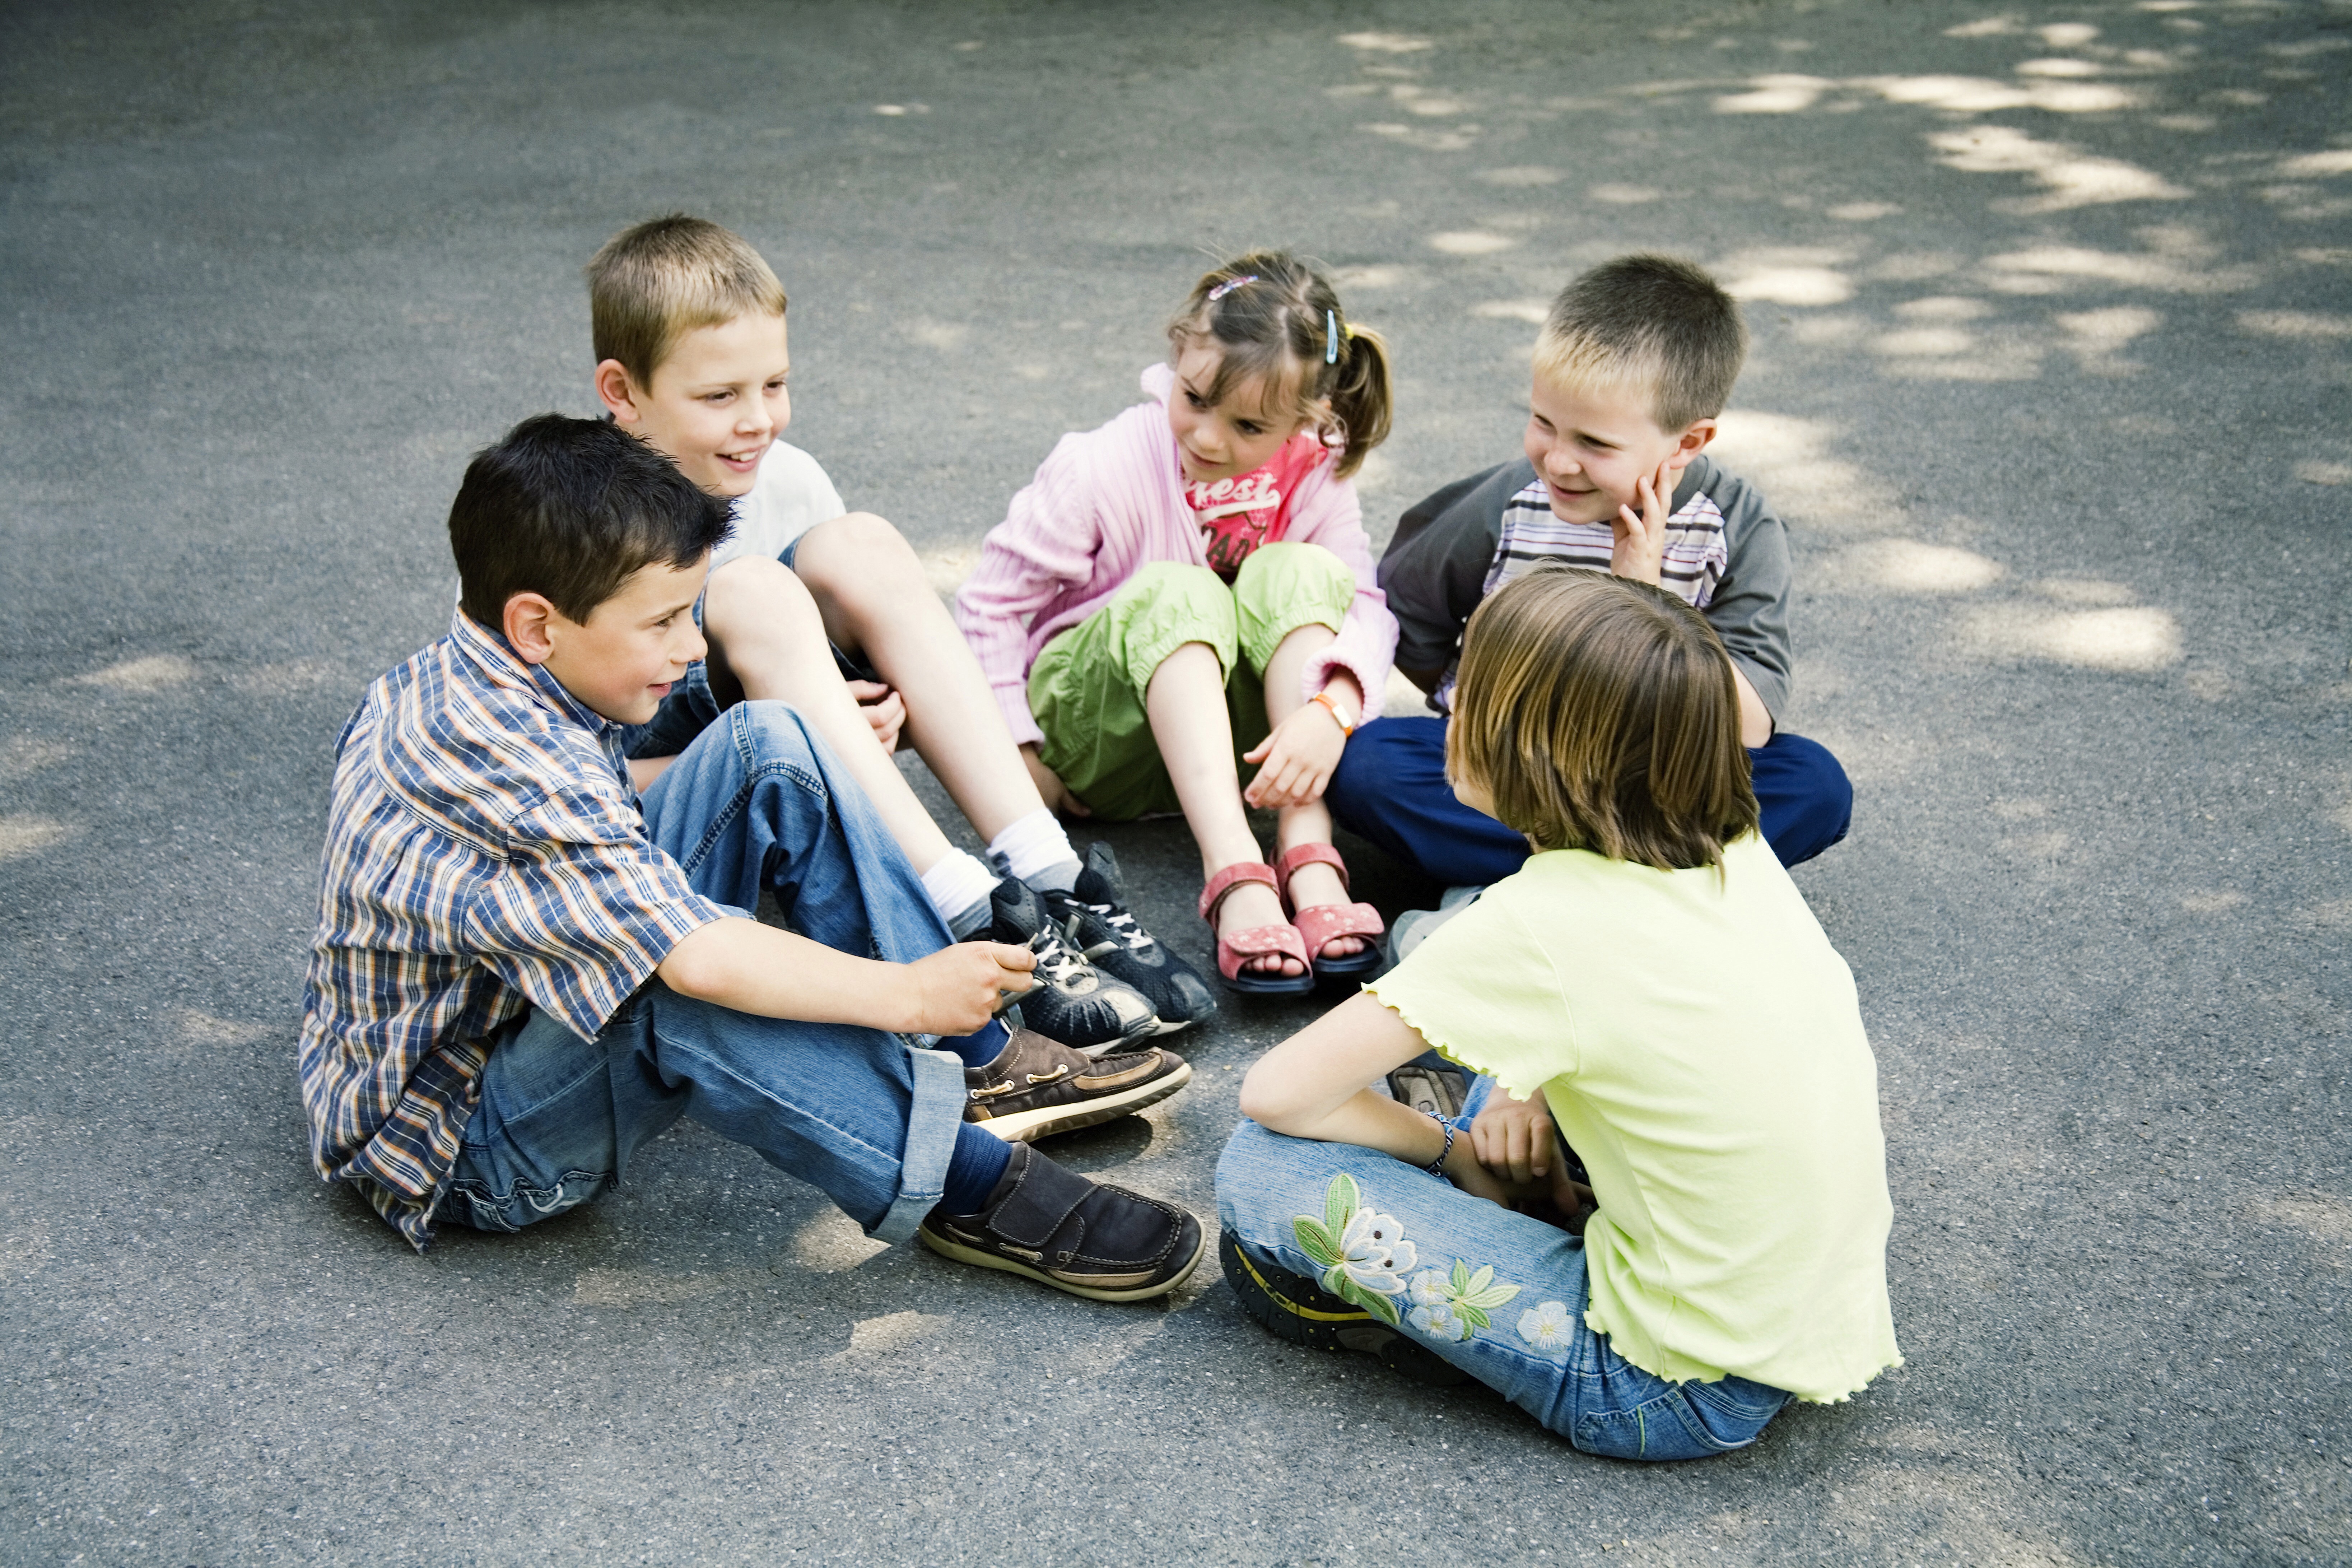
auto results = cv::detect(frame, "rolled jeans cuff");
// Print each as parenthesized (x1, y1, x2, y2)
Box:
(872, 1042, 968, 1244)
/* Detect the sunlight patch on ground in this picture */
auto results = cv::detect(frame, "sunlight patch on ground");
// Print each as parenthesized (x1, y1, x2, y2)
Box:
(794, 1208, 892, 1273)
(176, 1009, 273, 1048)
(2057, 306, 2162, 372)
(1360, 122, 1479, 153)
(902, 318, 969, 352)
(2180, 890, 2248, 913)
(2295, 460, 2351, 485)
(838, 1310, 953, 1357)
(1427, 230, 1515, 256)
(1471, 299, 1549, 323)
(921, 545, 977, 597)
(1979, 241, 2255, 295)
(0, 815, 73, 862)
(1930, 127, 2187, 213)
(2252, 1194, 2352, 1246)
(1723, 266, 1852, 306)
(1831, 540, 2006, 594)
(1330, 264, 1416, 291)
(1829, 201, 1901, 221)
(68, 653, 196, 692)
(1337, 31, 1432, 53)
(1709, 410, 1892, 528)
(1475, 165, 1561, 186)
(0, 738, 76, 782)
(1957, 604, 2181, 671)
(2032, 578, 2140, 606)
(2239, 311, 2352, 339)
(2278, 149, 2352, 177)
(1872, 326, 1976, 357)
(1713, 74, 1833, 113)
(1587, 183, 1662, 204)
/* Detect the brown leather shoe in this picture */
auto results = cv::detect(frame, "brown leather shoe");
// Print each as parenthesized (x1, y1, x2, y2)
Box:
(961, 1027, 1191, 1143)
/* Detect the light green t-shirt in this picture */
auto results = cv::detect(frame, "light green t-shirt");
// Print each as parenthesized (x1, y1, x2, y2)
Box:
(1367, 833, 1900, 1404)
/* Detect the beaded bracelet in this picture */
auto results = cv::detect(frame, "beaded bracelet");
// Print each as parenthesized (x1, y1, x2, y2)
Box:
(1424, 1113, 1457, 1176)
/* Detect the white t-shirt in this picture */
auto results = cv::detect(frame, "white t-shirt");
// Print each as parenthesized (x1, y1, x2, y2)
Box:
(712, 439, 848, 569)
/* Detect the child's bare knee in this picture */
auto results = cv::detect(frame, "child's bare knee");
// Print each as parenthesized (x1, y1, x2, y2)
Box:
(792, 512, 922, 604)
(703, 555, 823, 648)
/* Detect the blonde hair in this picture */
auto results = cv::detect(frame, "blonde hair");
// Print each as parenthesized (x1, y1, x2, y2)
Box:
(585, 215, 788, 387)
(1166, 251, 1392, 479)
(1447, 566, 1757, 872)
(1531, 254, 1747, 434)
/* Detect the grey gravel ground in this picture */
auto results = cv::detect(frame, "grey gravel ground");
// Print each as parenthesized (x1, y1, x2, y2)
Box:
(4, 1, 2350, 1563)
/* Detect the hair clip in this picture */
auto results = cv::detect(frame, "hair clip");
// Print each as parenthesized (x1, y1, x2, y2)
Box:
(1326, 308, 1340, 363)
(1207, 274, 1258, 303)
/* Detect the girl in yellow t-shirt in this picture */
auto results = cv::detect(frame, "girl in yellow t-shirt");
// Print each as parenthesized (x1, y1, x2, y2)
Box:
(1217, 565, 1899, 1460)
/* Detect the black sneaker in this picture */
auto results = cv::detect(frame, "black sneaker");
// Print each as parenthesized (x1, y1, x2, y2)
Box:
(919, 1143, 1206, 1302)
(962, 1027, 1191, 1142)
(1219, 1228, 1468, 1385)
(1041, 844, 1216, 1036)
(974, 877, 1160, 1052)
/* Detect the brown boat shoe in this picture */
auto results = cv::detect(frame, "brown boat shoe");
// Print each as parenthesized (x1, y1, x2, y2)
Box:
(961, 1027, 1191, 1143)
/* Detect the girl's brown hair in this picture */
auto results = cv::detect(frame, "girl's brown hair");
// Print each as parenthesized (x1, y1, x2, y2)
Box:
(1166, 251, 1392, 478)
(1447, 566, 1758, 872)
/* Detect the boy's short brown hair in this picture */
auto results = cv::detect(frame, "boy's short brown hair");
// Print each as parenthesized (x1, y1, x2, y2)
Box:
(1531, 254, 1747, 433)
(1447, 566, 1758, 872)
(586, 215, 788, 387)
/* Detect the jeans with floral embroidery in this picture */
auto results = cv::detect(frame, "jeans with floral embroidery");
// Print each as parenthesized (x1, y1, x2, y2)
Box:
(441, 702, 967, 1247)
(1215, 1074, 1793, 1461)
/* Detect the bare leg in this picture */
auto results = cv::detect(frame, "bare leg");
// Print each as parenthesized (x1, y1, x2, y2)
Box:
(699, 557, 956, 873)
(1258, 623, 1363, 959)
(1144, 642, 1301, 978)
(788, 514, 1048, 842)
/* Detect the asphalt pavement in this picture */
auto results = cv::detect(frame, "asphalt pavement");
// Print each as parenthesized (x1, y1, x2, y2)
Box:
(3, 0, 2348, 1562)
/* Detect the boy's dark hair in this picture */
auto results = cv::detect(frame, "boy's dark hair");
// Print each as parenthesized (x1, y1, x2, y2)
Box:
(1447, 565, 1758, 873)
(449, 414, 731, 628)
(1533, 255, 1748, 432)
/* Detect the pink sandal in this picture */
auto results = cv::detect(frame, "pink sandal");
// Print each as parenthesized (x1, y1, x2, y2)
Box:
(1274, 843, 1387, 982)
(1198, 861, 1315, 997)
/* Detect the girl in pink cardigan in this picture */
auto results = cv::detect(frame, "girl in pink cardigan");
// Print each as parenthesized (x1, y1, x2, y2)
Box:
(955, 253, 1400, 998)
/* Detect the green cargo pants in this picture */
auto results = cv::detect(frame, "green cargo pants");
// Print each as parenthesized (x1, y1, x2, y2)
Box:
(1027, 542, 1357, 821)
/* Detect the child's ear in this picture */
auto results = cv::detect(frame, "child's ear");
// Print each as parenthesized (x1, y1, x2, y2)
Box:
(503, 591, 561, 664)
(595, 359, 646, 425)
(1672, 418, 1719, 467)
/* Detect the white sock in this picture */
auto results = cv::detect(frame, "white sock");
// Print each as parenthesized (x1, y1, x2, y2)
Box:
(988, 808, 1082, 894)
(920, 850, 1000, 940)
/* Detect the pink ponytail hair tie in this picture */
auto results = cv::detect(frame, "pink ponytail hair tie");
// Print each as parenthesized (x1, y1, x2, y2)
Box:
(1206, 274, 1258, 302)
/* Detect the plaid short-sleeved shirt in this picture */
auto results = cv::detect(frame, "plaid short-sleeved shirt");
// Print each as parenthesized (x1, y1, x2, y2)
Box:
(298, 610, 729, 1252)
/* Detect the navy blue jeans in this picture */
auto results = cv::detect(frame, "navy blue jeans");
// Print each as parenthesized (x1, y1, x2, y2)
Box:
(440, 702, 967, 1246)
(1327, 716, 1852, 887)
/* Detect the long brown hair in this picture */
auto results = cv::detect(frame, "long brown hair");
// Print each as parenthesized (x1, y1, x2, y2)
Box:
(1447, 566, 1758, 872)
(1166, 251, 1392, 478)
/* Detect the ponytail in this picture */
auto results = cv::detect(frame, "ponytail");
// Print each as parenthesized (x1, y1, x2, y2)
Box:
(1167, 250, 1396, 479)
(1324, 322, 1392, 479)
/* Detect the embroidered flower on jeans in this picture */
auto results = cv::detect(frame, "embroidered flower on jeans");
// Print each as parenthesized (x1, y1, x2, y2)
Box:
(1409, 1300, 1472, 1342)
(1405, 1269, 1453, 1309)
(1293, 1173, 1418, 1326)
(1517, 1299, 1575, 1352)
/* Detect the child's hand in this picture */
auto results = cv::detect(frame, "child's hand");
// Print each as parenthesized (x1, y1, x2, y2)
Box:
(1471, 1089, 1556, 1185)
(1609, 455, 1678, 587)
(1242, 702, 1347, 808)
(1020, 744, 1092, 818)
(904, 941, 1036, 1035)
(846, 680, 906, 754)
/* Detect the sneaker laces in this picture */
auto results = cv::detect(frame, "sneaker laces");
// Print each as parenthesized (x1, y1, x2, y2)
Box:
(1053, 890, 1156, 958)
(1025, 922, 1096, 988)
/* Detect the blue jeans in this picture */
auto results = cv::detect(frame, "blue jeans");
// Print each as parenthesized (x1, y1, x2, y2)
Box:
(1326, 715, 1852, 885)
(1216, 1075, 1792, 1461)
(441, 702, 966, 1246)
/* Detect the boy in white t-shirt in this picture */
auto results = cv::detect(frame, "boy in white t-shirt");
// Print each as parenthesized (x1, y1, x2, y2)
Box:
(584, 217, 1211, 1050)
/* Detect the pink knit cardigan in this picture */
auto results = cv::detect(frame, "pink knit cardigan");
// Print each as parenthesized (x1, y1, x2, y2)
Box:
(955, 364, 1399, 748)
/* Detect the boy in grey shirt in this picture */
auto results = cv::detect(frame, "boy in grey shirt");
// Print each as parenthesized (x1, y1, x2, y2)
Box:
(1327, 256, 1851, 889)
